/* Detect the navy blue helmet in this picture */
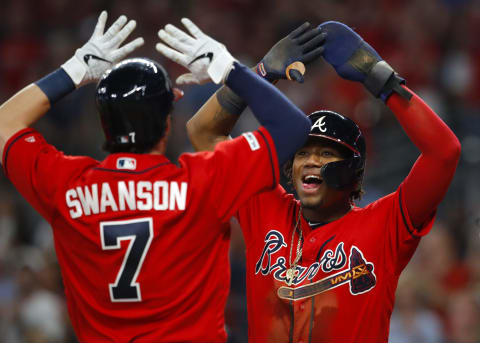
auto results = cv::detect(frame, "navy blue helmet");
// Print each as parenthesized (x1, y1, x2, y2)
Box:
(96, 57, 174, 153)
(307, 110, 366, 190)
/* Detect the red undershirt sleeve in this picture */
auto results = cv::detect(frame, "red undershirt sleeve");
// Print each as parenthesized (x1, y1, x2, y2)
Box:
(385, 86, 461, 229)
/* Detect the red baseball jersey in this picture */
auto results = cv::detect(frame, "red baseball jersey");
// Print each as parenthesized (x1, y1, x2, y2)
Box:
(237, 184, 434, 343)
(2, 126, 279, 343)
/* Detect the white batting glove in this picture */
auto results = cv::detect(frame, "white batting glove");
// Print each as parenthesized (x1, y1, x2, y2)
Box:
(156, 18, 237, 85)
(62, 11, 144, 87)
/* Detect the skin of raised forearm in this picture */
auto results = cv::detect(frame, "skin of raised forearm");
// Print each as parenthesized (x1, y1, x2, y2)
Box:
(0, 84, 50, 157)
(186, 91, 239, 152)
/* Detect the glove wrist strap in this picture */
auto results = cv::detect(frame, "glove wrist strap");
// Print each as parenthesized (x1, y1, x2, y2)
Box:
(208, 50, 237, 84)
(364, 61, 412, 102)
(61, 54, 87, 87)
(255, 63, 279, 84)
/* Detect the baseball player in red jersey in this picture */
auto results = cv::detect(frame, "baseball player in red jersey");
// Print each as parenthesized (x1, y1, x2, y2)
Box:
(0, 12, 315, 342)
(178, 21, 462, 342)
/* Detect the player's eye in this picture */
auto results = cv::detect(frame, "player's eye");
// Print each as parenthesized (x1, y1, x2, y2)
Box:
(296, 150, 307, 157)
(322, 150, 333, 157)
(321, 149, 341, 158)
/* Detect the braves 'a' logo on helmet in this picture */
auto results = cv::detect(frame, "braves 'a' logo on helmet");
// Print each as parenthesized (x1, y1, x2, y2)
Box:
(311, 116, 327, 133)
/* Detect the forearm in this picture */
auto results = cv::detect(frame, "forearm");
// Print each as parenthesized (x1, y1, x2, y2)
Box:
(0, 84, 51, 157)
(186, 89, 240, 151)
(386, 86, 460, 159)
(0, 11, 142, 159)
(0, 66, 78, 157)
(387, 87, 461, 227)
(225, 62, 310, 165)
(187, 68, 259, 152)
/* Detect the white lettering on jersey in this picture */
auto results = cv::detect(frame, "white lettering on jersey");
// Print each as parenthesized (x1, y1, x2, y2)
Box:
(66, 189, 82, 218)
(311, 116, 327, 133)
(137, 181, 152, 211)
(153, 181, 168, 210)
(76, 184, 99, 216)
(169, 182, 187, 210)
(242, 132, 260, 151)
(100, 183, 118, 213)
(66, 181, 188, 218)
(118, 181, 136, 211)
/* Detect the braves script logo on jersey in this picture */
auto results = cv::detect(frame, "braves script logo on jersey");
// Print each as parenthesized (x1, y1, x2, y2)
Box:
(256, 230, 376, 296)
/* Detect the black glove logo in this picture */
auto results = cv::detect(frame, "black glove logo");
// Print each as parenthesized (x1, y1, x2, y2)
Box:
(189, 52, 213, 65)
(83, 54, 111, 65)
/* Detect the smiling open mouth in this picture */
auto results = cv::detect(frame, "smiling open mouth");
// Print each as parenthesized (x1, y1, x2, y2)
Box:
(302, 175, 323, 190)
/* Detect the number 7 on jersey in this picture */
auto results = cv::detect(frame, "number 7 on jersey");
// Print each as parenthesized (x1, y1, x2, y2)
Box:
(100, 218, 153, 302)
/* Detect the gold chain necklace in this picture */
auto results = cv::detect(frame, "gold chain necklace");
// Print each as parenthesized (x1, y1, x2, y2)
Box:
(285, 205, 302, 286)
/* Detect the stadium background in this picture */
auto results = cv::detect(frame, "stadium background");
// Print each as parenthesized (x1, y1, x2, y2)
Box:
(0, 0, 479, 341)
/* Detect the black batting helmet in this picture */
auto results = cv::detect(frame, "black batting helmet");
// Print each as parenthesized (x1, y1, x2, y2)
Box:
(95, 57, 174, 154)
(307, 110, 366, 190)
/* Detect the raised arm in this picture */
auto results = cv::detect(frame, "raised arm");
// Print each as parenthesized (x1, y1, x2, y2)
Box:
(0, 85, 50, 157)
(165, 22, 327, 152)
(0, 11, 143, 158)
(157, 19, 326, 164)
(320, 21, 461, 228)
(185, 91, 239, 151)
(386, 89, 460, 227)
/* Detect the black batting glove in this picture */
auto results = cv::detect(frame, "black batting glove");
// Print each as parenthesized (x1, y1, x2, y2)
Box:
(256, 22, 327, 83)
(319, 21, 412, 102)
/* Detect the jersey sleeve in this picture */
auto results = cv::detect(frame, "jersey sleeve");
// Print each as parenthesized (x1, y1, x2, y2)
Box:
(382, 183, 435, 275)
(187, 126, 279, 222)
(2, 128, 68, 222)
(235, 185, 291, 248)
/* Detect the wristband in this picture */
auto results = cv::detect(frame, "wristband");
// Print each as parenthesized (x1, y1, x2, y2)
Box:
(215, 86, 247, 116)
(35, 68, 76, 104)
(364, 61, 412, 102)
(254, 64, 278, 84)
(216, 65, 280, 116)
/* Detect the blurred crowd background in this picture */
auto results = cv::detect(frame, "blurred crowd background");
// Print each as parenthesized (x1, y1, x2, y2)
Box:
(0, 0, 479, 342)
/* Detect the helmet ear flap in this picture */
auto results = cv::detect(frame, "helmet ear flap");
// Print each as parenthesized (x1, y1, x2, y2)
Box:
(320, 156, 364, 190)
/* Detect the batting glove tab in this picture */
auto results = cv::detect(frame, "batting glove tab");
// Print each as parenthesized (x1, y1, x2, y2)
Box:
(61, 11, 144, 87)
(319, 21, 411, 101)
(257, 22, 327, 83)
(156, 18, 237, 85)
